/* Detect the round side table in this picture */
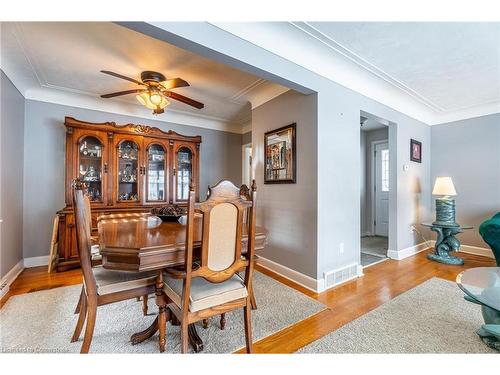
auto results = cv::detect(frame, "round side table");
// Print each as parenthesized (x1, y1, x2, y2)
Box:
(457, 267, 500, 351)
(421, 222, 473, 265)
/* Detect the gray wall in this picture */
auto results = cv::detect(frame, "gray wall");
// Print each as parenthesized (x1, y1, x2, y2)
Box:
(242, 131, 252, 145)
(316, 85, 431, 277)
(23, 100, 243, 259)
(1, 71, 25, 278)
(360, 127, 389, 235)
(431, 113, 500, 248)
(141, 22, 433, 280)
(252, 91, 318, 278)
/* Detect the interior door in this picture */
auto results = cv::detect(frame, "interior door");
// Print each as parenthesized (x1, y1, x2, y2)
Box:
(375, 142, 389, 237)
(242, 144, 252, 187)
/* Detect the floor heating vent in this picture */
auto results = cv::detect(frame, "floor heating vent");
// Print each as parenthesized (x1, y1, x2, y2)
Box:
(324, 263, 359, 289)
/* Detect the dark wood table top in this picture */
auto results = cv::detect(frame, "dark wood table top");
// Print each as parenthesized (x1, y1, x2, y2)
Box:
(98, 215, 268, 272)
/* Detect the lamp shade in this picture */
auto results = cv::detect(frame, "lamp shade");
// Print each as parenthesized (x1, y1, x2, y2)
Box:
(432, 177, 457, 196)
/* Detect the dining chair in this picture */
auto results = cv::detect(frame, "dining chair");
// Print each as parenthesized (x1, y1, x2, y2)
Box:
(205, 183, 257, 311)
(239, 184, 258, 310)
(163, 179, 257, 353)
(71, 179, 157, 353)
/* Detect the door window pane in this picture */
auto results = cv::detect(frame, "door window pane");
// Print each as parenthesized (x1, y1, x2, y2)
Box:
(117, 140, 138, 201)
(177, 147, 192, 201)
(79, 136, 102, 202)
(147, 144, 165, 201)
(381, 149, 389, 192)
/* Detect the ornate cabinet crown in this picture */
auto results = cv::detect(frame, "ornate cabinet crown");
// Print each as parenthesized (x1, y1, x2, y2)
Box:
(56, 117, 201, 271)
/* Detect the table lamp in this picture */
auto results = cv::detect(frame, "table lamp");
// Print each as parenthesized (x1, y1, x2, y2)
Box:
(432, 176, 458, 227)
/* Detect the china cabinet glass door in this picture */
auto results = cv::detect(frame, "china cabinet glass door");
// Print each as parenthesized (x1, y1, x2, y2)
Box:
(78, 136, 103, 202)
(117, 140, 139, 202)
(175, 146, 193, 202)
(146, 143, 167, 202)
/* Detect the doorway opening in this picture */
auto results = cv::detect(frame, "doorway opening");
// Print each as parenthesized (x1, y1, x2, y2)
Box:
(360, 114, 391, 267)
(242, 142, 253, 187)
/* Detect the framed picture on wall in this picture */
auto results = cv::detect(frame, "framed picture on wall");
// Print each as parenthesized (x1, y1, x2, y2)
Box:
(264, 123, 296, 184)
(410, 139, 422, 163)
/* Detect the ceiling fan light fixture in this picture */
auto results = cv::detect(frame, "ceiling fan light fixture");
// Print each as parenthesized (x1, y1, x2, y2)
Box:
(136, 92, 149, 107)
(101, 70, 202, 114)
(136, 92, 170, 114)
(159, 96, 170, 109)
(149, 93, 163, 106)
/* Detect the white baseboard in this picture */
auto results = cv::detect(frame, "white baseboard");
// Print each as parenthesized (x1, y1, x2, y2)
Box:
(0, 260, 24, 299)
(458, 244, 494, 259)
(257, 256, 364, 294)
(256, 256, 323, 293)
(387, 241, 430, 260)
(388, 240, 495, 261)
(322, 263, 363, 292)
(23, 255, 49, 268)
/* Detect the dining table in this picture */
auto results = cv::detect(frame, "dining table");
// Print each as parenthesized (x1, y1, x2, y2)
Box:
(97, 213, 268, 353)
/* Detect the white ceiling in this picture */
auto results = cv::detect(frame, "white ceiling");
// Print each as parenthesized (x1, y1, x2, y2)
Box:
(0, 22, 289, 133)
(213, 22, 500, 124)
(308, 22, 500, 113)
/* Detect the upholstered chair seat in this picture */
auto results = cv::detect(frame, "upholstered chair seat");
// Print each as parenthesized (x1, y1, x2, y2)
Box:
(163, 273, 248, 312)
(90, 244, 102, 261)
(91, 267, 157, 295)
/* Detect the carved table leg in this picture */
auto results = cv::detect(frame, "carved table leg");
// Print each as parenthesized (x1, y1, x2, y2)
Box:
(188, 324, 204, 353)
(131, 316, 159, 345)
(171, 314, 180, 326)
(156, 272, 168, 353)
(220, 313, 226, 330)
(202, 319, 209, 329)
(130, 271, 169, 351)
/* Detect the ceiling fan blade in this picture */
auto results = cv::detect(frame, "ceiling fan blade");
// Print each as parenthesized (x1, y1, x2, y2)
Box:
(166, 91, 204, 109)
(100, 89, 145, 98)
(160, 78, 190, 90)
(100, 70, 145, 86)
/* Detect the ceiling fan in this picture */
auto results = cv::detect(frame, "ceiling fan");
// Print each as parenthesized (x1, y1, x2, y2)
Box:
(100, 70, 204, 114)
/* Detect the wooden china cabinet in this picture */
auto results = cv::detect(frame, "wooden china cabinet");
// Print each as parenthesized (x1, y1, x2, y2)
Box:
(56, 117, 201, 271)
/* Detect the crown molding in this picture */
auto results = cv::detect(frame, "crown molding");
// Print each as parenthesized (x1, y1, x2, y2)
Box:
(3, 22, 254, 134)
(241, 120, 252, 134)
(24, 85, 245, 133)
(230, 78, 266, 103)
(211, 22, 500, 126)
(290, 22, 447, 113)
(431, 100, 500, 125)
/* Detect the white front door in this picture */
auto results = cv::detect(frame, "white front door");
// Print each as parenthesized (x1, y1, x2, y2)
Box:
(374, 142, 389, 237)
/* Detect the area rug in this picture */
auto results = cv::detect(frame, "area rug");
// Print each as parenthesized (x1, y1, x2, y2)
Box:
(298, 277, 497, 353)
(0, 271, 325, 353)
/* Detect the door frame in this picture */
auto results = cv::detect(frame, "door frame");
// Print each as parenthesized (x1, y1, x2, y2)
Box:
(370, 139, 389, 236)
(241, 142, 252, 186)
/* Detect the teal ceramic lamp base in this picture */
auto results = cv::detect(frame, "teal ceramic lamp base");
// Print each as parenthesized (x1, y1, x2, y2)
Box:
(428, 197, 464, 265)
(432, 198, 459, 227)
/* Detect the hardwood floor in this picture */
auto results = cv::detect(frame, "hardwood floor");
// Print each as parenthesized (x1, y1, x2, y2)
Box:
(0, 251, 495, 353)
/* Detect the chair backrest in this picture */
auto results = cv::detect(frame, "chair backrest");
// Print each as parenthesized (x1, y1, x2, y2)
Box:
(72, 179, 97, 296)
(181, 179, 257, 311)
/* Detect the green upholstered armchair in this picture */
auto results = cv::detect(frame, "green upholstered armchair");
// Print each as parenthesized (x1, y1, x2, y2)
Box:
(479, 212, 500, 266)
